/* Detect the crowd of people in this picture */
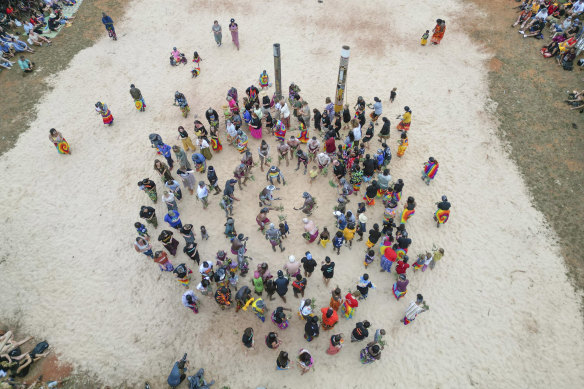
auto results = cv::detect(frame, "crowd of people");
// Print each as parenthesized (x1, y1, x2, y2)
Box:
(37, 8, 454, 388)
(0, 0, 80, 74)
(512, 0, 584, 77)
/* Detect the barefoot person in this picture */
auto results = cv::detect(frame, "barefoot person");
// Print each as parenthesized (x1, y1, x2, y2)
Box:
(130, 84, 146, 112)
(229, 18, 239, 50)
(434, 195, 451, 227)
(297, 349, 314, 375)
(48, 128, 70, 154)
(401, 294, 429, 325)
(302, 218, 319, 244)
(294, 192, 315, 216)
(421, 157, 439, 185)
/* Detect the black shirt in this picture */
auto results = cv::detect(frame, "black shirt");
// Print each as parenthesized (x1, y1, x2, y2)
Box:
(363, 159, 376, 176)
(301, 257, 317, 273)
(437, 201, 451, 211)
(313, 110, 322, 129)
(343, 108, 351, 123)
(397, 237, 412, 249)
(393, 182, 404, 193)
(274, 276, 289, 295)
(223, 183, 235, 197)
(365, 184, 378, 199)
(333, 164, 346, 178)
(305, 321, 320, 337)
(380, 120, 390, 135)
(352, 323, 368, 340)
(207, 170, 218, 185)
(242, 333, 253, 348)
(321, 263, 335, 278)
(183, 243, 198, 259)
(205, 110, 219, 124)
(368, 229, 382, 244)
(140, 206, 155, 218)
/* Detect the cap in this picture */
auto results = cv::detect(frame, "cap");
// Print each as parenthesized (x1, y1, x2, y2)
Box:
(267, 185, 275, 191)
(289, 255, 295, 262)
(359, 214, 368, 223)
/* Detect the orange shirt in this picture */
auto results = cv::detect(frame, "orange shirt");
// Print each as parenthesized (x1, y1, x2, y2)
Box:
(321, 307, 339, 326)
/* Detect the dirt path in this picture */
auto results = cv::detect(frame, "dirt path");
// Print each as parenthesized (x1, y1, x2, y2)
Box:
(0, 0, 126, 154)
(466, 0, 584, 297)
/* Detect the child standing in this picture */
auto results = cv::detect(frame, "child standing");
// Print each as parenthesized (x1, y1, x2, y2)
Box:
(364, 249, 375, 268)
(279, 221, 289, 239)
(356, 274, 375, 299)
(429, 247, 445, 270)
(319, 227, 331, 248)
(200, 226, 209, 240)
(389, 88, 397, 103)
(309, 165, 319, 184)
(332, 231, 346, 255)
(135, 222, 149, 238)
(422, 252, 432, 272)
(343, 222, 357, 249)
(292, 274, 307, 298)
(412, 254, 425, 272)
(421, 30, 429, 45)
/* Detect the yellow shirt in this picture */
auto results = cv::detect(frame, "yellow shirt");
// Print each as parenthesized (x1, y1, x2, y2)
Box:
(309, 169, 318, 178)
(402, 111, 411, 124)
(343, 227, 356, 241)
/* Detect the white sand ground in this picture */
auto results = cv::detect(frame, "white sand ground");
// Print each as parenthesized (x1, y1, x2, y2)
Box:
(1, 0, 583, 388)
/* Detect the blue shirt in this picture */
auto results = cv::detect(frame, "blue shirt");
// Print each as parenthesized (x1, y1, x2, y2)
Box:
(167, 362, 182, 386)
(192, 153, 205, 164)
(337, 215, 347, 230)
(164, 212, 181, 227)
(333, 236, 345, 248)
(102, 16, 114, 26)
(158, 144, 172, 158)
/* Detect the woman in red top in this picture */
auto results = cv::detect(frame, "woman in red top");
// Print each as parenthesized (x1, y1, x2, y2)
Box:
(321, 307, 339, 330)
(395, 256, 410, 275)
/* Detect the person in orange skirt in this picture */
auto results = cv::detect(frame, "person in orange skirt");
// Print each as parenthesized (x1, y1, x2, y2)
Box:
(329, 287, 343, 311)
(396, 106, 411, 131)
(396, 132, 408, 158)
(430, 19, 446, 45)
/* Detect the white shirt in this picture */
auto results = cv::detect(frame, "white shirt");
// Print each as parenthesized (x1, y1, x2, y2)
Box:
(300, 300, 312, 316)
(197, 138, 210, 149)
(280, 103, 290, 118)
(199, 261, 213, 274)
(197, 185, 209, 199)
(162, 192, 175, 204)
(317, 153, 330, 166)
(182, 290, 198, 308)
(405, 301, 425, 320)
(574, 2, 584, 13)
(226, 122, 237, 137)
(352, 125, 362, 141)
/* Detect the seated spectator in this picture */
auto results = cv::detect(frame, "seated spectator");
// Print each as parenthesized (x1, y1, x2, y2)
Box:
(568, 0, 584, 17)
(27, 30, 51, 46)
(564, 90, 584, 111)
(6, 37, 34, 53)
(521, 19, 546, 38)
(17, 55, 34, 73)
(0, 56, 14, 69)
(0, 40, 15, 58)
(557, 47, 576, 70)
(522, 7, 548, 31)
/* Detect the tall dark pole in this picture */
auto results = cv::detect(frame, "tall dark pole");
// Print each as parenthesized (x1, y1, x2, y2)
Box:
(273, 43, 282, 102)
(334, 45, 350, 113)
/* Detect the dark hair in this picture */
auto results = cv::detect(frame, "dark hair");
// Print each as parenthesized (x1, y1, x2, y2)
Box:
(363, 320, 371, 328)
(244, 327, 253, 336)
(363, 273, 369, 280)
(336, 231, 343, 237)
(325, 256, 331, 263)
(368, 250, 374, 256)
(296, 274, 302, 281)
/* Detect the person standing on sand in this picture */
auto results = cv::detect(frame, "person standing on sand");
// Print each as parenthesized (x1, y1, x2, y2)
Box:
(182, 290, 199, 314)
(95, 102, 113, 126)
(212, 20, 222, 46)
(158, 229, 180, 256)
(48, 128, 70, 154)
(320, 256, 335, 286)
(274, 270, 289, 303)
(434, 195, 451, 227)
(134, 236, 153, 258)
(101, 12, 116, 40)
(431, 19, 446, 45)
(138, 178, 158, 203)
(129, 84, 146, 112)
(229, 18, 239, 50)
(139, 205, 157, 228)
(401, 294, 429, 325)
